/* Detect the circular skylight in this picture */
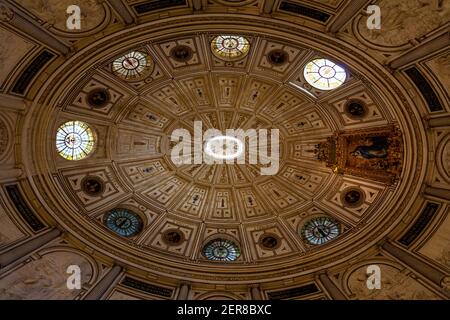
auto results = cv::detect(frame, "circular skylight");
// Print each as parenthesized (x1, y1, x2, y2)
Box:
(211, 35, 250, 61)
(112, 51, 150, 80)
(203, 238, 241, 262)
(304, 58, 346, 90)
(56, 121, 95, 161)
(301, 216, 340, 245)
(204, 135, 244, 160)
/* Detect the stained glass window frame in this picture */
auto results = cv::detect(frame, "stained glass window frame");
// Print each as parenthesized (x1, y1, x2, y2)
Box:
(300, 216, 340, 245)
(56, 121, 95, 161)
(202, 238, 241, 262)
(303, 58, 347, 91)
(104, 208, 143, 237)
(211, 35, 250, 61)
(112, 50, 151, 81)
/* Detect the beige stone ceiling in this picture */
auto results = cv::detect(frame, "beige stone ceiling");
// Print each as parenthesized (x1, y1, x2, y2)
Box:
(26, 22, 415, 280)
(1, 0, 448, 290)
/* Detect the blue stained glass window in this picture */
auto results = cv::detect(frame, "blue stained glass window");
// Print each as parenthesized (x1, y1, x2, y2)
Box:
(104, 208, 143, 237)
(301, 216, 340, 245)
(203, 238, 241, 262)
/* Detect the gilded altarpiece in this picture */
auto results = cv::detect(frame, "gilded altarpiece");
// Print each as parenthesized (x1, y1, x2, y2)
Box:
(317, 126, 403, 184)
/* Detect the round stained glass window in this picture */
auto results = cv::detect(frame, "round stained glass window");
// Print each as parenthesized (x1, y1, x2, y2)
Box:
(112, 51, 151, 80)
(303, 58, 346, 91)
(211, 35, 250, 61)
(301, 216, 340, 245)
(203, 238, 241, 262)
(104, 208, 143, 237)
(56, 121, 95, 161)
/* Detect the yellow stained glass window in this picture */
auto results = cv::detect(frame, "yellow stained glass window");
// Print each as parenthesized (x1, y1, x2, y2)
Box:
(56, 121, 95, 161)
(211, 35, 250, 61)
(304, 58, 346, 91)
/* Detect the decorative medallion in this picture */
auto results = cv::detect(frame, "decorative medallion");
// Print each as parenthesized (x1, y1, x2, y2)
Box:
(341, 187, 365, 208)
(267, 49, 288, 66)
(345, 100, 367, 119)
(81, 176, 104, 196)
(203, 238, 241, 262)
(301, 216, 340, 245)
(87, 88, 110, 109)
(259, 234, 281, 250)
(170, 45, 194, 62)
(162, 229, 185, 245)
(104, 208, 143, 237)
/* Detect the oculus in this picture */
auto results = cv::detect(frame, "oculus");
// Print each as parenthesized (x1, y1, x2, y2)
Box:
(81, 176, 104, 196)
(56, 121, 95, 161)
(87, 88, 110, 109)
(170, 45, 194, 62)
(112, 51, 152, 81)
(267, 49, 288, 66)
(203, 238, 241, 262)
(211, 35, 250, 61)
(303, 58, 346, 91)
(345, 100, 367, 119)
(204, 135, 244, 160)
(301, 216, 340, 245)
(341, 187, 365, 207)
(162, 229, 185, 245)
(259, 234, 280, 249)
(104, 208, 143, 237)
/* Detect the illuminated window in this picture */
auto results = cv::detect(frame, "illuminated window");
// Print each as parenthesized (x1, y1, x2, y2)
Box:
(303, 58, 346, 90)
(112, 51, 151, 80)
(211, 35, 250, 61)
(56, 121, 95, 161)
(203, 238, 240, 262)
(301, 216, 340, 245)
(104, 208, 143, 237)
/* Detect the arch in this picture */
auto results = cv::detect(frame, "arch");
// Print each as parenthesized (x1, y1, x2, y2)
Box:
(436, 133, 450, 184)
(195, 290, 243, 300)
(0, 246, 99, 299)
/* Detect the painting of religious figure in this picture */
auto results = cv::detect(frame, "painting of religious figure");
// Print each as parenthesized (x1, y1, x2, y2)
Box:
(315, 126, 403, 184)
(338, 126, 403, 184)
(350, 137, 389, 160)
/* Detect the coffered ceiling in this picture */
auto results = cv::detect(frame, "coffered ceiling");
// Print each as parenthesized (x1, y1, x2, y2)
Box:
(0, 0, 448, 300)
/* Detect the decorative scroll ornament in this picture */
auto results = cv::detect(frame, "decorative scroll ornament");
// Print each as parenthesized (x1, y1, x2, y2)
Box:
(441, 276, 450, 290)
(0, 3, 14, 22)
